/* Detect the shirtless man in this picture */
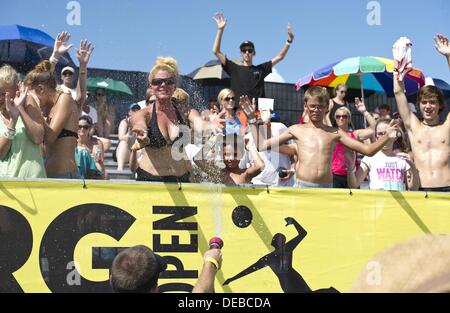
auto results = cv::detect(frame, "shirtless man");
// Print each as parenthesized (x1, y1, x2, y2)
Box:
(240, 86, 399, 188)
(393, 36, 450, 191)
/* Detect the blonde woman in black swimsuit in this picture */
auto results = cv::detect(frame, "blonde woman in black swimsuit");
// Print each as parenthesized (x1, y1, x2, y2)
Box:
(131, 57, 225, 183)
(24, 61, 80, 178)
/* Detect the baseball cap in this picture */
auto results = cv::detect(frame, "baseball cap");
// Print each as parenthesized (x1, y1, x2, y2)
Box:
(129, 103, 141, 111)
(61, 66, 75, 75)
(240, 40, 255, 51)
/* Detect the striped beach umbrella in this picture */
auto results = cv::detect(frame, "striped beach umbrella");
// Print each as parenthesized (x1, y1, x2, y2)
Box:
(296, 56, 425, 97)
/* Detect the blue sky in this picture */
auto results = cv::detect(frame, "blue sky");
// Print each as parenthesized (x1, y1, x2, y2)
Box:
(2, 0, 449, 83)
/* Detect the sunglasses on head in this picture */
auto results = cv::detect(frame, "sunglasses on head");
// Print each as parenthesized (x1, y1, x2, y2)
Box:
(336, 115, 348, 119)
(151, 77, 176, 86)
(78, 124, 90, 130)
(224, 96, 235, 102)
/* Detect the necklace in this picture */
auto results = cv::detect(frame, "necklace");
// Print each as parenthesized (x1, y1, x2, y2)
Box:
(422, 121, 439, 127)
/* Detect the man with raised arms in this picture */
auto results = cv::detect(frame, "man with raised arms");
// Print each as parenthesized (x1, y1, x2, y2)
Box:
(393, 35, 450, 191)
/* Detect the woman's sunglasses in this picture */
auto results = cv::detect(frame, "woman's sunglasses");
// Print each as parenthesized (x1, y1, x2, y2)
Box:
(78, 125, 90, 130)
(151, 77, 176, 86)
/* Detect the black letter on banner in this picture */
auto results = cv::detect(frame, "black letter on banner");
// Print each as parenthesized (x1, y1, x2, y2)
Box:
(159, 256, 197, 279)
(39, 204, 135, 293)
(153, 206, 198, 253)
(153, 234, 198, 252)
(158, 283, 193, 293)
(153, 206, 198, 230)
(0, 206, 33, 293)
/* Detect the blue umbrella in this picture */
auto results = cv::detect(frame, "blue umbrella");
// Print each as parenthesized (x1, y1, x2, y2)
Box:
(0, 24, 75, 73)
(426, 78, 450, 97)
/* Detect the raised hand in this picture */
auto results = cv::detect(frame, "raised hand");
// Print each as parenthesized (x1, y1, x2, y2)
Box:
(4, 83, 28, 122)
(354, 97, 367, 114)
(53, 31, 73, 58)
(211, 109, 226, 133)
(387, 119, 401, 139)
(434, 34, 450, 57)
(285, 217, 295, 226)
(76, 39, 95, 66)
(14, 82, 28, 108)
(213, 12, 227, 29)
(132, 128, 150, 150)
(1, 93, 16, 125)
(392, 37, 413, 81)
(287, 23, 294, 42)
(239, 96, 255, 118)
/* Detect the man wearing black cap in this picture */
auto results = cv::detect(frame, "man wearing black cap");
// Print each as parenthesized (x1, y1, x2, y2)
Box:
(212, 12, 294, 102)
(110, 245, 222, 293)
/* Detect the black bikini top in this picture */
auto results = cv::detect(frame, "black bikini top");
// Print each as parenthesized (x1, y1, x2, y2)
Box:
(147, 101, 186, 149)
(50, 93, 79, 140)
(58, 128, 78, 139)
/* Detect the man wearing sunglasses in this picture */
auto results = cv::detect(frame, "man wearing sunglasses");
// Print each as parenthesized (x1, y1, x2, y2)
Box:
(60, 66, 77, 98)
(212, 12, 294, 103)
(110, 245, 222, 293)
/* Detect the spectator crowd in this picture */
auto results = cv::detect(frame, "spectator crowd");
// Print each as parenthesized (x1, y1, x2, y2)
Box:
(0, 14, 449, 192)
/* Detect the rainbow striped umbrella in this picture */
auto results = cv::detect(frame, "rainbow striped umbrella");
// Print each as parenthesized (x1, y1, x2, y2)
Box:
(295, 56, 425, 97)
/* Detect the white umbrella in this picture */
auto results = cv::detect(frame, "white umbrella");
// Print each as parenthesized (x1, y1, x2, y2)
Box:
(188, 59, 230, 80)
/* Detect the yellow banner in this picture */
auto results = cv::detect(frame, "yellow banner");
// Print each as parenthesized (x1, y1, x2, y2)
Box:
(1, 180, 449, 293)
